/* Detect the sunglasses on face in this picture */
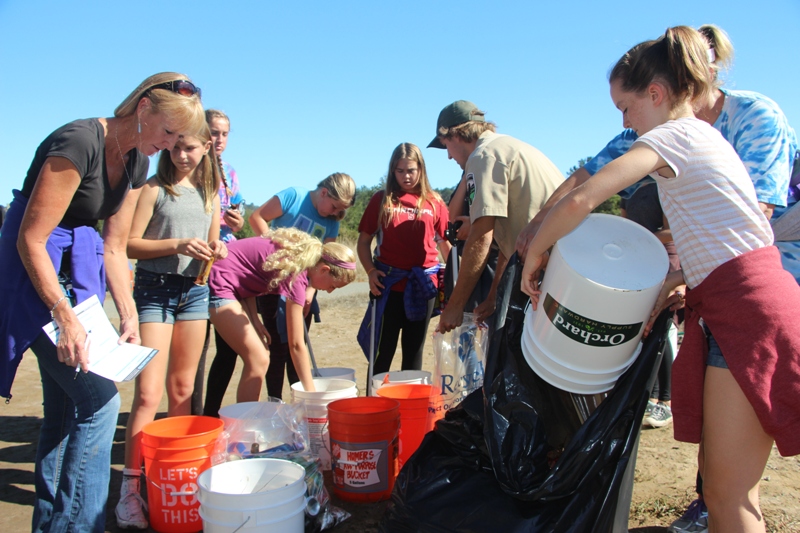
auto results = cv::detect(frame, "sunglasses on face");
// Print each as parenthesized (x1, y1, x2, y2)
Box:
(148, 80, 202, 98)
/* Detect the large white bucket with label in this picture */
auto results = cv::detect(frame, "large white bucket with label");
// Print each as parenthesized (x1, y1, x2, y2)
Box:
(523, 214, 668, 394)
(370, 370, 432, 396)
(290, 378, 357, 470)
(197, 458, 306, 533)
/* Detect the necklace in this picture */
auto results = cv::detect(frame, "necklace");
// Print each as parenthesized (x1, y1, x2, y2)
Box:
(113, 123, 133, 189)
(697, 91, 724, 125)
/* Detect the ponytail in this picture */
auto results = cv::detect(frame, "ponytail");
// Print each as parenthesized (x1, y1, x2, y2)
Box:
(698, 24, 734, 87)
(610, 25, 714, 106)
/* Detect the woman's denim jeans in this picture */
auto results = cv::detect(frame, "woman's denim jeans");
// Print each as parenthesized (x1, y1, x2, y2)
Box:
(30, 332, 120, 533)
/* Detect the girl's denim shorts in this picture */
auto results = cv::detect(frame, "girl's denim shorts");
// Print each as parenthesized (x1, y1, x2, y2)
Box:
(134, 269, 209, 324)
(208, 293, 238, 310)
(704, 326, 728, 369)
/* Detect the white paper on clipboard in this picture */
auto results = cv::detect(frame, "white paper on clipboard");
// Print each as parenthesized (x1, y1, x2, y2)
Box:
(42, 295, 157, 382)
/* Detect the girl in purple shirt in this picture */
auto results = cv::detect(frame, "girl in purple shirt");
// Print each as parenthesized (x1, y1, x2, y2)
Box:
(208, 228, 356, 398)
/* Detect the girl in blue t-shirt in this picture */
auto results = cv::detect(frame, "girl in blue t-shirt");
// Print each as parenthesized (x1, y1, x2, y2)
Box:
(251, 173, 356, 398)
(117, 123, 227, 529)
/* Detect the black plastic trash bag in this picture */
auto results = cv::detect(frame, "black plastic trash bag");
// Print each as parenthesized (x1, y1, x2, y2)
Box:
(382, 256, 670, 533)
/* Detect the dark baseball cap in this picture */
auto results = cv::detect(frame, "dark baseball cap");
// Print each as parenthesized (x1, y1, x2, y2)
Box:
(428, 100, 484, 149)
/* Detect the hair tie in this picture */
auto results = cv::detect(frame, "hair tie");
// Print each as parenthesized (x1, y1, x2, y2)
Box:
(322, 255, 356, 270)
(706, 47, 716, 64)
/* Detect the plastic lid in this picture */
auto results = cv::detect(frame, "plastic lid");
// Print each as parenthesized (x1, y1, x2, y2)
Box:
(556, 213, 668, 290)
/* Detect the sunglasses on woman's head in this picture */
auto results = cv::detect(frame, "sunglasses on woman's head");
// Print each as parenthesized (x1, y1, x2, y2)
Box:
(148, 80, 201, 98)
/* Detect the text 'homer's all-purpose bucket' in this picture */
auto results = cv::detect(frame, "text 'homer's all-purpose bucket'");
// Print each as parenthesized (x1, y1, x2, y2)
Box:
(523, 213, 669, 394)
(327, 397, 400, 502)
(290, 378, 357, 470)
(141, 415, 224, 533)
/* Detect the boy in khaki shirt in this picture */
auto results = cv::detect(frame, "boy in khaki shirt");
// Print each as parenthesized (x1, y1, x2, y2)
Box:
(429, 100, 563, 332)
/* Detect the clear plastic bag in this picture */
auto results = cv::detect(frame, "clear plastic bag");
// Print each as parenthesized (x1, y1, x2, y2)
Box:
(428, 313, 488, 430)
(211, 402, 350, 531)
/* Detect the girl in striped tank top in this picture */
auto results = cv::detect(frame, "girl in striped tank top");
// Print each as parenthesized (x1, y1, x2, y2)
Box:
(521, 26, 800, 533)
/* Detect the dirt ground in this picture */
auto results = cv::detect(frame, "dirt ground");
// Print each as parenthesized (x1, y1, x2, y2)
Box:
(1, 286, 798, 532)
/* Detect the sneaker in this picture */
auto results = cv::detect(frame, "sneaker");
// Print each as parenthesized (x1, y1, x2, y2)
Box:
(644, 403, 673, 428)
(115, 491, 149, 530)
(643, 399, 657, 419)
(669, 498, 708, 533)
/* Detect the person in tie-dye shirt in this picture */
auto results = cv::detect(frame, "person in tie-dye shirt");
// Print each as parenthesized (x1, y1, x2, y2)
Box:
(516, 25, 799, 285)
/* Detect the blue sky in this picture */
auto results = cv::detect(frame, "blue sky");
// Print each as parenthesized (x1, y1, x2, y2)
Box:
(1, 0, 798, 207)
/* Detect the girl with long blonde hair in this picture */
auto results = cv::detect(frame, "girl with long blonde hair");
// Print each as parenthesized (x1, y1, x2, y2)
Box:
(357, 143, 450, 374)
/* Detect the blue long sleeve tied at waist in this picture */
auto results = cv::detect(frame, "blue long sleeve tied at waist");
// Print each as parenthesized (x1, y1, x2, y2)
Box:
(357, 261, 439, 360)
(0, 190, 106, 399)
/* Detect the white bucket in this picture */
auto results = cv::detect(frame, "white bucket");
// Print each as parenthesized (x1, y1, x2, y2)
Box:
(197, 458, 307, 508)
(199, 500, 305, 533)
(290, 378, 358, 470)
(523, 214, 668, 394)
(371, 370, 432, 395)
(314, 367, 356, 383)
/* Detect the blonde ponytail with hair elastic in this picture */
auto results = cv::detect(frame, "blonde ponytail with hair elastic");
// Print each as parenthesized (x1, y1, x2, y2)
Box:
(698, 25, 734, 87)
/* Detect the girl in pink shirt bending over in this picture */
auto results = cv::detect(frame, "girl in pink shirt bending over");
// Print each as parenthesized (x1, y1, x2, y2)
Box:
(208, 227, 356, 399)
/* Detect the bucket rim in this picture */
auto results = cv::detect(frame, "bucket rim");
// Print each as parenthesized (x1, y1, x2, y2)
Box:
(197, 458, 306, 495)
(327, 396, 400, 414)
(141, 415, 224, 440)
(522, 334, 616, 394)
(523, 333, 622, 385)
(376, 384, 434, 400)
(290, 378, 358, 394)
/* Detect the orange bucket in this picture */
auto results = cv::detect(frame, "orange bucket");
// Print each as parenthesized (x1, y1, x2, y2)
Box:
(327, 397, 400, 502)
(141, 415, 223, 449)
(141, 416, 223, 533)
(377, 384, 434, 468)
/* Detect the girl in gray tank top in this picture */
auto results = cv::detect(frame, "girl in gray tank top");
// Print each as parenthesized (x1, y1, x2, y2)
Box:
(116, 124, 228, 529)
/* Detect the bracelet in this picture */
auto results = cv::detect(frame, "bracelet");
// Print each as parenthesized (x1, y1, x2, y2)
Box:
(366, 267, 376, 276)
(50, 296, 68, 317)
